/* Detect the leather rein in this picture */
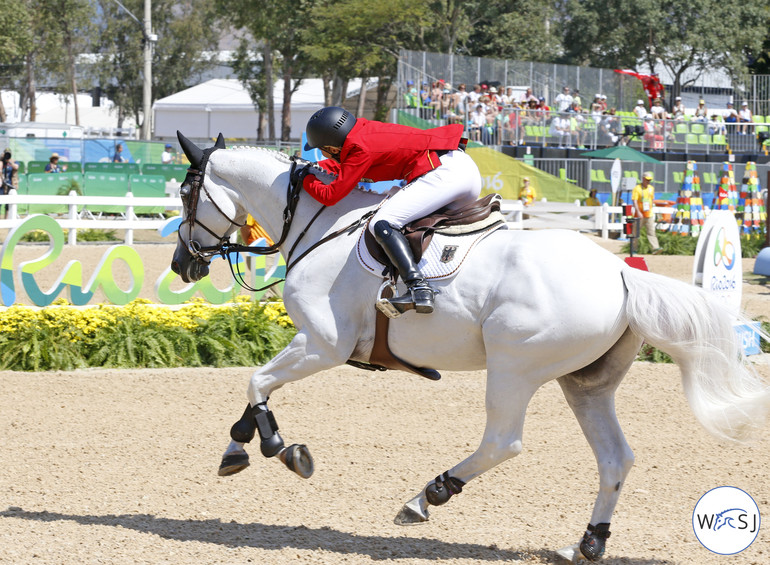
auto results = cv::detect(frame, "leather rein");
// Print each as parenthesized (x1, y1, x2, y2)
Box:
(180, 149, 375, 292)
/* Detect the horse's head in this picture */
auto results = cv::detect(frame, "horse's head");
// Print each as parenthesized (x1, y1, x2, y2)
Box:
(171, 131, 245, 282)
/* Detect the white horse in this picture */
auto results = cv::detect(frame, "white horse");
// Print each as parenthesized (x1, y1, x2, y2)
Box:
(170, 133, 770, 561)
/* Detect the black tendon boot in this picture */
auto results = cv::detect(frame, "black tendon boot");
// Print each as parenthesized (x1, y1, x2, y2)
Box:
(373, 220, 435, 313)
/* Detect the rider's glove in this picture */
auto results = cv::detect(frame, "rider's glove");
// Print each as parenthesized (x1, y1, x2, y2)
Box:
(290, 163, 319, 187)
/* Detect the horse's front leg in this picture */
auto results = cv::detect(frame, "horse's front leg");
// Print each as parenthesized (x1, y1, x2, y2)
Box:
(219, 330, 347, 479)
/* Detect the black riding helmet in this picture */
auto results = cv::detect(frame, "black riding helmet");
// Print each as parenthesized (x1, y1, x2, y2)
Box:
(303, 106, 357, 151)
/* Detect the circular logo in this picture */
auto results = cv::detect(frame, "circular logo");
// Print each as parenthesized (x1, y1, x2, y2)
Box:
(712, 227, 736, 270)
(693, 486, 760, 555)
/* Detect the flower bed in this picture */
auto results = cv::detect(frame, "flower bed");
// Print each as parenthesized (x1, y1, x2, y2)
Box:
(0, 297, 296, 371)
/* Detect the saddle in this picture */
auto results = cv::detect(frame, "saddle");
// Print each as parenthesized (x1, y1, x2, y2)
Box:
(349, 193, 503, 381)
(363, 193, 503, 269)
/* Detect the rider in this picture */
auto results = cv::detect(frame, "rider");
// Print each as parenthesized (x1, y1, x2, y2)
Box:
(300, 106, 482, 314)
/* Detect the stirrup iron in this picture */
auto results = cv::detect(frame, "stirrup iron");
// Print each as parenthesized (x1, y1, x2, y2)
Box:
(375, 281, 401, 319)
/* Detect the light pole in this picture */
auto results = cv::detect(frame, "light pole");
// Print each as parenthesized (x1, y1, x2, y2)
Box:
(113, 0, 157, 140)
(142, 0, 154, 140)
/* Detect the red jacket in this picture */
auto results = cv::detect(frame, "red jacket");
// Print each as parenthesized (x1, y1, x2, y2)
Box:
(303, 118, 464, 206)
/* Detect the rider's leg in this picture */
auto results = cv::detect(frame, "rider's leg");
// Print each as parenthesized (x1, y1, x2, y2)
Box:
(373, 220, 435, 313)
(369, 150, 481, 313)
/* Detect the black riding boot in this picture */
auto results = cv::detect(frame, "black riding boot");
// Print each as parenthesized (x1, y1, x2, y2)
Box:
(373, 220, 435, 314)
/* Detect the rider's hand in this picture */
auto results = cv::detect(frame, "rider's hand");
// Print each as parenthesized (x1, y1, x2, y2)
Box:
(290, 163, 314, 187)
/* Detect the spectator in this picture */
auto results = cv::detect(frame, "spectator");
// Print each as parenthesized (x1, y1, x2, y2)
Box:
(694, 99, 708, 123)
(586, 189, 601, 207)
(591, 94, 603, 118)
(555, 86, 573, 113)
(500, 86, 515, 106)
(598, 111, 619, 146)
(467, 84, 482, 107)
(599, 94, 608, 112)
(549, 113, 572, 148)
(404, 80, 420, 108)
(502, 104, 523, 145)
(519, 176, 534, 206)
(650, 98, 667, 120)
(708, 114, 726, 136)
(572, 89, 582, 108)
(45, 152, 62, 173)
(161, 143, 175, 164)
(633, 99, 647, 119)
(519, 87, 537, 105)
(487, 86, 501, 109)
(724, 102, 738, 133)
(468, 103, 487, 141)
(738, 101, 753, 134)
(112, 143, 127, 163)
(1, 150, 17, 219)
(632, 171, 662, 254)
(455, 84, 469, 115)
(671, 96, 685, 122)
(535, 97, 550, 123)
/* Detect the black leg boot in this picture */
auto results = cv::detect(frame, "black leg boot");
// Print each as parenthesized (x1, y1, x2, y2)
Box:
(373, 220, 435, 314)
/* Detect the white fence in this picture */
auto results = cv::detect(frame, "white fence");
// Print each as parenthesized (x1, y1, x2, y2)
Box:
(0, 190, 674, 244)
(501, 199, 675, 238)
(0, 189, 183, 245)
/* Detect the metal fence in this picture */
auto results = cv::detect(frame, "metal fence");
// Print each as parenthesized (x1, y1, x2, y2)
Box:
(528, 158, 770, 200)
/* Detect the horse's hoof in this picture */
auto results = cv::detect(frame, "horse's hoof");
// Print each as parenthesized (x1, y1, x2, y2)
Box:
(280, 444, 314, 479)
(218, 452, 250, 476)
(555, 543, 589, 563)
(394, 504, 429, 525)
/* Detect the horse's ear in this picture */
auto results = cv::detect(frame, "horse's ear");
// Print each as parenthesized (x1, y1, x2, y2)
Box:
(215, 133, 226, 149)
(177, 130, 204, 168)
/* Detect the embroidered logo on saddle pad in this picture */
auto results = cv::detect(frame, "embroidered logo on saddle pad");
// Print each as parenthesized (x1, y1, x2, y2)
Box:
(356, 218, 506, 280)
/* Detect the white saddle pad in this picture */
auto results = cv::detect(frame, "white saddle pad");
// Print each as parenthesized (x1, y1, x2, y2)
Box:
(356, 220, 506, 281)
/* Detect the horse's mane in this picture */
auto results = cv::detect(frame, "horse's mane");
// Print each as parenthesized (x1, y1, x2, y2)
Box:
(227, 145, 293, 165)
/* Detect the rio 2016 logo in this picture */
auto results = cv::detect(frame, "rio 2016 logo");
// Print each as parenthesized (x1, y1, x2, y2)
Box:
(712, 227, 736, 271)
(693, 486, 760, 555)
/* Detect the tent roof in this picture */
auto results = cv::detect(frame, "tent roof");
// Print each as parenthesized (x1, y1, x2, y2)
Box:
(153, 78, 328, 112)
(580, 145, 661, 163)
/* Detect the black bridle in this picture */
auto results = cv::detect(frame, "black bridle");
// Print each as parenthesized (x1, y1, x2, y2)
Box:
(180, 150, 375, 292)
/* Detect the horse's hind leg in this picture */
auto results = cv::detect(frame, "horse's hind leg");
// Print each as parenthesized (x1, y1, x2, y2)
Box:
(395, 359, 540, 525)
(556, 327, 642, 562)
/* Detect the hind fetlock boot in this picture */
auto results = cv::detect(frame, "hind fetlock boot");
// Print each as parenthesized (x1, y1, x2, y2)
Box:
(373, 220, 435, 314)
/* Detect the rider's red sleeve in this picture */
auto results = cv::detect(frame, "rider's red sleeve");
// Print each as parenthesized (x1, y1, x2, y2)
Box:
(302, 148, 373, 206)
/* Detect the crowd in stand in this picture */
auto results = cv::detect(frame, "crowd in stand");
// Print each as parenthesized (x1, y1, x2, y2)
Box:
(404, 80, 764, 149)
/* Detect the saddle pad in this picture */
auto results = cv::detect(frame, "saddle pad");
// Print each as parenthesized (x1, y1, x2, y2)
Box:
(356, 221, 506, 281)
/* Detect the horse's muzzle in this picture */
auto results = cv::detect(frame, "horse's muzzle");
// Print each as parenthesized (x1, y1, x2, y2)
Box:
(171, 247, 210, 282)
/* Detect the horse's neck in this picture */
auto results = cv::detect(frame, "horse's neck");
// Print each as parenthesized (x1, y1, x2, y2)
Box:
(213, 148, 385, 259)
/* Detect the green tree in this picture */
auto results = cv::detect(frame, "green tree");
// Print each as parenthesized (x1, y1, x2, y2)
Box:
(43, 0, 94, 126)
(303, 0, 429, 120)
(559, 0, 767, 104)
(94, 0, 220, 132)
(0, 1, 34, 121)
(217, 0, 316, 141)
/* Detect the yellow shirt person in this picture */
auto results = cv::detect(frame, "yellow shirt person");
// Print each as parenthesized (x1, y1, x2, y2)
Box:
(631, 172, 661, 254)
(519, 177, 534, 207)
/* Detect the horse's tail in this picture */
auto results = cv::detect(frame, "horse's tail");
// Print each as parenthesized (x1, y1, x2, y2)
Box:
(621, 266, 770, 442)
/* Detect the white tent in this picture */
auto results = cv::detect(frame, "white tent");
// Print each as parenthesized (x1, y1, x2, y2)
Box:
(152, 78, 327, 140)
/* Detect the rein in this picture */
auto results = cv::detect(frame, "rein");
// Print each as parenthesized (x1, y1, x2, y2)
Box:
(183, 152, 374, 292)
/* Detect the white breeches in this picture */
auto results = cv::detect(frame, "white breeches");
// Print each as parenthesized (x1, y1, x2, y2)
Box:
(368, 150, 482, 233)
